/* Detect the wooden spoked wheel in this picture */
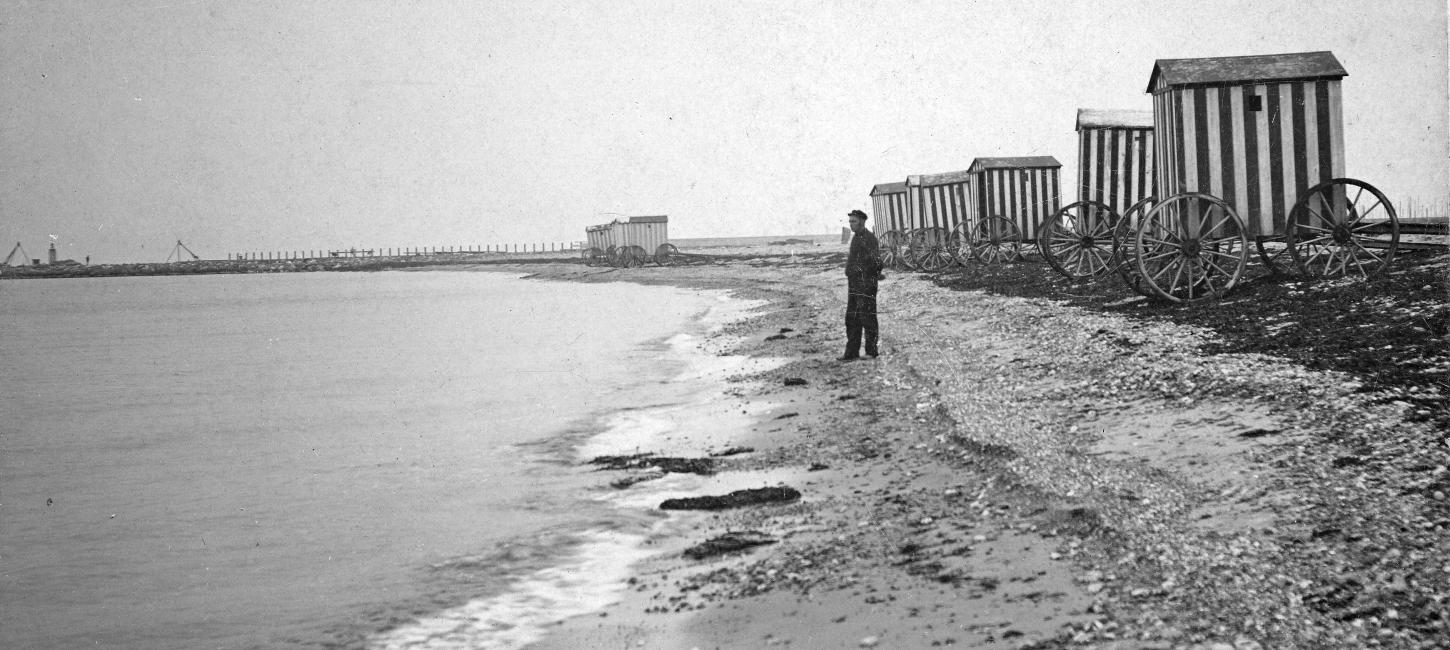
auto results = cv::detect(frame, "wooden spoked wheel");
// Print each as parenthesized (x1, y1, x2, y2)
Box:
(1113, 196, 1158, 296)
(878, 230, 905, 270)
(620, 245, 648, 268)
(583, 247, 605, 266)
(909, 227, 953, 272)
(654, 243, 679, 266)
(1254, 236, 1296, 277)
(1133, 193, 1248, 303)
(948, 221, 975, 266)
(898, 228, 921, 271)
(971, 216, 1022, 264)
(1286, 178, 1398, 279)
(1038, 200, 1118, 278)
(604, 246, 620, 267)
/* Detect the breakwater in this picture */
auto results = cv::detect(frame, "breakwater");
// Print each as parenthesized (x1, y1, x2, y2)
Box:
(0, 249, 581, 280)
(229, 242, 577, 260)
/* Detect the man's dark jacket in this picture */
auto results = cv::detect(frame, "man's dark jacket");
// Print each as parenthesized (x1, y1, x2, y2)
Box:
(846, 229, 883, 283)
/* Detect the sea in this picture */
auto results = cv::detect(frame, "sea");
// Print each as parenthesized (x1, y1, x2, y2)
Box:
(0, 269, 764, 649)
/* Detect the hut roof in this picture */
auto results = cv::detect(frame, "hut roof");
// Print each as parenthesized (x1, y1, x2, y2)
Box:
(1076, 108, 1154, 130)
(871, 182, 907, 195)
(1147, 51, 1346, 92)
(912, 170, 974, 186)
(626, 215, 668, 223)
(968, 156, 1062, 172)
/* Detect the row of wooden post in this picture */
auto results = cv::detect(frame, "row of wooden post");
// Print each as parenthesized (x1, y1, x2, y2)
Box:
(228, 242, 581, 261)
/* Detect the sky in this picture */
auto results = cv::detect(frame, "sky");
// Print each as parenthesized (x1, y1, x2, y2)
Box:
(2, 0, 1446, 263)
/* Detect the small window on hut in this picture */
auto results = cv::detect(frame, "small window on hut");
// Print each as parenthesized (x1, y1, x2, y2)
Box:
(1246, 94, 1263, 111)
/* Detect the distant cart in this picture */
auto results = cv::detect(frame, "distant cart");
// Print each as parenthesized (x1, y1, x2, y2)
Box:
(582, 216, 692, 267)
(1124, 50, 1400, 302)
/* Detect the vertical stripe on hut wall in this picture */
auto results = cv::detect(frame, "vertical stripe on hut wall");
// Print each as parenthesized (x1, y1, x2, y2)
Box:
(1292, 82, 1309, 202)
(1302, 83, 1320, 192)
(1267, 84, 1286, 233)
(1205, 87, 1223, 203)
(952, 183, 966, 231)
(1313, 81, 1331, 182)
(1230, 86, 1250, 230)
(1094, 130, 1107, 206)
(1278, 83, 1297, 233)
(1327, 80, 1345, 177)
(1113, 130, 1125, 211)
(1252, 83, 1271, 235)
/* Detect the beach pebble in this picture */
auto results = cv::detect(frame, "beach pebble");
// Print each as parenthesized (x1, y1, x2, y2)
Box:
(859, 636, 880, 647)
(1086, 582, 1105, 594)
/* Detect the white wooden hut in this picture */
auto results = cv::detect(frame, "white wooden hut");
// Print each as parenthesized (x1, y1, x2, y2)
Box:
(585, 223, 616, 251)
(615, 216, 668, 252)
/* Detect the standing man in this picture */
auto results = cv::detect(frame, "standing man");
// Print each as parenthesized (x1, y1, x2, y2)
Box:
(841, 209, 883, 361)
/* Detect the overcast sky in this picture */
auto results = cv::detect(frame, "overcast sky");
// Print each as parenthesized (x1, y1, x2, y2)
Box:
(2, 0, 1446, 262)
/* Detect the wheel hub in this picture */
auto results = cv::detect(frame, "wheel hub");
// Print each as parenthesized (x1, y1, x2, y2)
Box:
(1332, 224, 1353, 244)
(1080, 235, 1096, 247)
(1181, 239, 1201, 257)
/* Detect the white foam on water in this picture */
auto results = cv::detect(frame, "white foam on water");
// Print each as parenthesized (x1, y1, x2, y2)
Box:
(366, 529, 654, 650)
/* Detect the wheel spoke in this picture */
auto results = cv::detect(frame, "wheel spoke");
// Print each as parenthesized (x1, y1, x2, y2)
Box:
(1202, 254, 1235, 279)
(1165, 259, 1187, 296)
(1309, 192, 1337, 229)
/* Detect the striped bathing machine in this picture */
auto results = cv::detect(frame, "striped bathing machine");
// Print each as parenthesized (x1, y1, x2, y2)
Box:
(870, 181, 910, 270)
(1131, 50, 1399, 302)
(906, 170, 976, 271)
(1040, 109, 1159, 279)
(870, 182, 909, 233)
(965, 156, 1062, 264)
(583, 223, 617, 266)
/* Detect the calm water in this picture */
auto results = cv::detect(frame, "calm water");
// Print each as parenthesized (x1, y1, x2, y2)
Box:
(0, 270, 732, 649)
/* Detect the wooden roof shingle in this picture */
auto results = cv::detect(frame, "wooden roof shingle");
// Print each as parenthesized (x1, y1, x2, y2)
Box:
(1147, 51, 1346, 92)
(968, 156, 1062, 172)
(913, 170, 974, 186)
(1076, 108, 1154, 130)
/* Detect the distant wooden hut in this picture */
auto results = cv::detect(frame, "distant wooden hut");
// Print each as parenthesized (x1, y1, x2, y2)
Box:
(869, 182, 909, 232)
(967, 156, 1062, 240)
(1076, 109, 1156, 216)
(585, 223, 616, 251)
(615, 215, 668, 253)
(1147, 50, 1347, 236)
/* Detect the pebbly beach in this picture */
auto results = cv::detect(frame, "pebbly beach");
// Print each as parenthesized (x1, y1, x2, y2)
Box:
(440, 241, 1450, 650)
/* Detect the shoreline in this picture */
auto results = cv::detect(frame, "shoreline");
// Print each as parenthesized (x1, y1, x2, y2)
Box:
(469, 250, 1448, 649)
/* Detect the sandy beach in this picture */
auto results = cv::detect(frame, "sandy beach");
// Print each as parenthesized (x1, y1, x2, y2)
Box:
(421, 242, 1450, 650)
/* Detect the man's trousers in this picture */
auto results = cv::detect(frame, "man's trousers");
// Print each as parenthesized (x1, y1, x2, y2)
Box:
(844, 279, 879, 357)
